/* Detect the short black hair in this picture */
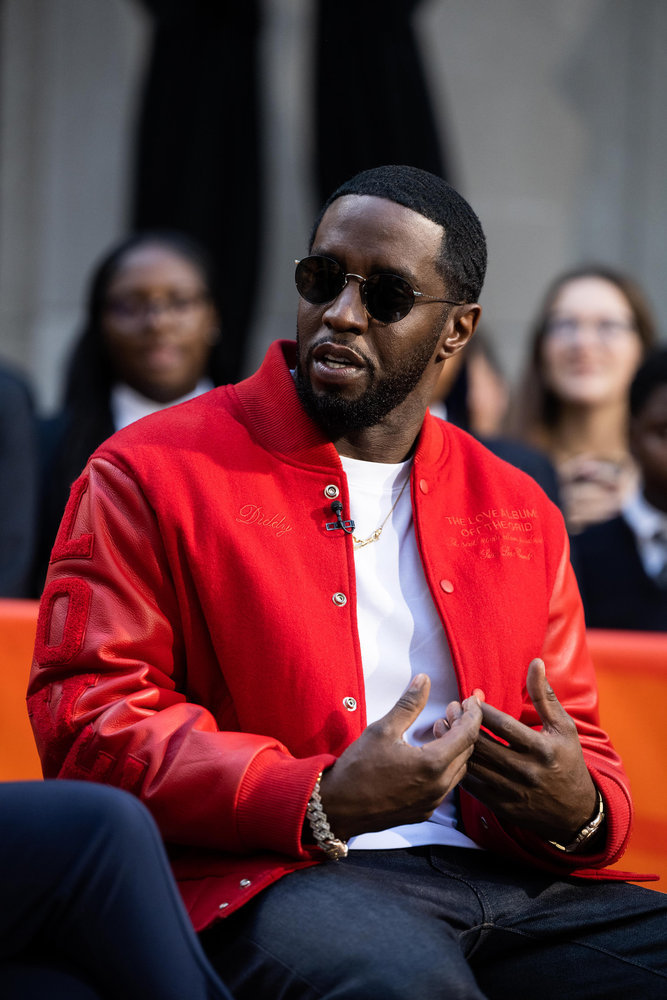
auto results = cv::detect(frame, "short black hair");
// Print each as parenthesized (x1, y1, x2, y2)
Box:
(630, 347, 667, 418)
(309, 164, 487, 303)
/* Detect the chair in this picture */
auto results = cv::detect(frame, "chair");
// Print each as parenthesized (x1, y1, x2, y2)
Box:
(0, 599, 42, 780)
(587, 628, 667, 891)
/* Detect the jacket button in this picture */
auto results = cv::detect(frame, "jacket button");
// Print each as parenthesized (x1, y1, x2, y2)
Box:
(324, 484, 340, 499)
(440, 579, 454, 594)
(480, 816, 489, 830)
(332, 592, 347, 606)
(218, 901, 229, 909)
(239, 878, 251, 888)
(419, 479, 429, 494)
(342, 696, 357, 711)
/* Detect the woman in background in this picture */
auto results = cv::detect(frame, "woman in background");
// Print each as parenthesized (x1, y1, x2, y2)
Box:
(35, 230, 226, 590)
(510, 266, 657, 533)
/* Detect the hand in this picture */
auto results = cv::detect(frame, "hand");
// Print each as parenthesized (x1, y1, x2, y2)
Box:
(319, 674, 482, 841)
(462, 658, 598, 842)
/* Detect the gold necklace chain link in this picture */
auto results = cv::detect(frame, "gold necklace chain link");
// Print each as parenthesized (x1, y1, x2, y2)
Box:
(352, 476, 410, 549)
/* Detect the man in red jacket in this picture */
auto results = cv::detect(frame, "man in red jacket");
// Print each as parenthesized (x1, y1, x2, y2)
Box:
(29, 166, 667, 998)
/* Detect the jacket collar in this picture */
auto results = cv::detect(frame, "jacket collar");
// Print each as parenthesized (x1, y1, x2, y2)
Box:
(232, 340, 448, 471)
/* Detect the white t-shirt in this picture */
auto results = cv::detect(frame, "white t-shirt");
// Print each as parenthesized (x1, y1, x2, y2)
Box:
(340, 454, 479, 851)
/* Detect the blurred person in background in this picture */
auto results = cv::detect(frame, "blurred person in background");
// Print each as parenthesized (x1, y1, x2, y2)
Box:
(570, 347, 667, 631)
(429, 330, 509, 435)
(509, 266, 657, 533)
(0, 364, 38, 597)
(430, 331, 561, 505)
(34, 230, 225, 592)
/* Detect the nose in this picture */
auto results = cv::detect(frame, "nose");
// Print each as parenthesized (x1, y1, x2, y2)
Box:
(143, 301, 174, 323)
(138, 302, 181, 337)
(568, 322, 607, 349)
(321, 274, 368, 334)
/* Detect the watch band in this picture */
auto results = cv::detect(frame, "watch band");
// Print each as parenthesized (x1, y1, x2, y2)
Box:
(548, 790, 605, 853)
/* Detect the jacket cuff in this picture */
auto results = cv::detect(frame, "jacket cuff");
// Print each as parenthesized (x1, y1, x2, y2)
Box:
(236, 747, 337, 858)
(459, 765, 632, 873)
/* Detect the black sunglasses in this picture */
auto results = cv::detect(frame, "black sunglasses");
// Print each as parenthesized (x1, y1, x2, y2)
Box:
(294, 255, 464, 324)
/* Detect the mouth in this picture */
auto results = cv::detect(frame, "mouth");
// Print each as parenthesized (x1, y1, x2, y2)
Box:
(309, 341, 367, 388)
(312, 342, 365, 369)
(141, 344, 184, 372)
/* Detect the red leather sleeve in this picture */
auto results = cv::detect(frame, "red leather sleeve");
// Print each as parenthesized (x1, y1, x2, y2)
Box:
(28, 458, 334, 857)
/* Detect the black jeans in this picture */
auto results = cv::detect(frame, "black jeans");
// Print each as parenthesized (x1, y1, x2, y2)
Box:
(0, 781, 231, 1000)
(202, 846, 667, 999)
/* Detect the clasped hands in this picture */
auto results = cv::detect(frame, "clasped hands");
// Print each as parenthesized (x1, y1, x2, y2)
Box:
(319, 658, 598, 846)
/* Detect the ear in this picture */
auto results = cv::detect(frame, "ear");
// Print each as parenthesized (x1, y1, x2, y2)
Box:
(435, 304, 482, 362)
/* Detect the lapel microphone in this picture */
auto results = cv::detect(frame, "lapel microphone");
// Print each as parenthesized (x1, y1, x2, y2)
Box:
(326, 501, 355, 534)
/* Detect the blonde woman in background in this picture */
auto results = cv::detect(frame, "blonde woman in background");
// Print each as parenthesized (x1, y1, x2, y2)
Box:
(510, 266, 657, 533)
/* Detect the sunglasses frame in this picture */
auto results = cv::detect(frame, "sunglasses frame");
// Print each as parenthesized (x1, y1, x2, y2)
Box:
(295, 255, 465, 323)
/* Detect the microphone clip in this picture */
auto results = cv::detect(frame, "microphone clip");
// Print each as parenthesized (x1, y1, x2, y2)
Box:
(326, 500, 355, 534)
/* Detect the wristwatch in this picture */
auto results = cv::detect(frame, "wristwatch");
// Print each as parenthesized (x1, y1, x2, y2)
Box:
(548, 790, 605, 853)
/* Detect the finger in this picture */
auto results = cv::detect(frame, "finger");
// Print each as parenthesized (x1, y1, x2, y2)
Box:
(434, 695, 481, 742)
(478, 702, 537, 753)
(446, 700, 463, 727)
(378, 673, 431, 739)
(525, 658, 569, 733)
(428, 698, 482, 759)
(433, 717, 449, 738)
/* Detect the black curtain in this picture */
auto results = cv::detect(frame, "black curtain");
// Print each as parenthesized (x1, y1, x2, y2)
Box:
(131, 1, 451, 380)
(314, 0, 452, 205)
(132, 1, 262, 384)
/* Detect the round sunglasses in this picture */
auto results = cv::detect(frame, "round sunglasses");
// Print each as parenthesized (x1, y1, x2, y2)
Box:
(294, 255, 464, 324)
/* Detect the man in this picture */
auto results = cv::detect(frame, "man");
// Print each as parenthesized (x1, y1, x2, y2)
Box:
(29, 166, 666, 997)
(571, 346, 667, 630)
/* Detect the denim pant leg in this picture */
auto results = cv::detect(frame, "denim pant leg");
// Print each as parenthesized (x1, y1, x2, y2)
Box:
(201, 847, 489, 1000)
(202, 846, 667, 1000)
(427, 847, 667, 1000)
(0, 781, 231, 1000)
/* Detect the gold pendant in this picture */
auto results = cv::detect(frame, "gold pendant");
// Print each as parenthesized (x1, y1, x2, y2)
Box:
(353, 527, 383, 549)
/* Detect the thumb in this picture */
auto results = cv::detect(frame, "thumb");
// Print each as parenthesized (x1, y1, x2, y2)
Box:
(379, 673, 431, 739)
(526, 658, 567, 731)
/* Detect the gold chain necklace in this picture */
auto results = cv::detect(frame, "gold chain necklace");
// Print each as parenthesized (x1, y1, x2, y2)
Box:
(353, 476, 410, 549)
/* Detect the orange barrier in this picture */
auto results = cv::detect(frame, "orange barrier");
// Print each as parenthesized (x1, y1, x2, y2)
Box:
(587, 629, 667, 891)
(0, 599, 42, 780)
(1, 601, 665, 889)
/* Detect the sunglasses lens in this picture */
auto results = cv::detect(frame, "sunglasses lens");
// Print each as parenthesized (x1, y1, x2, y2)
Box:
(295, 256, 344, 304)
(364, 274, 415, 323)
(294, 256, 416, 323)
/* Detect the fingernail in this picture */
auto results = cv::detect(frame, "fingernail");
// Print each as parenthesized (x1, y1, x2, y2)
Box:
(409, 673, 426, 692)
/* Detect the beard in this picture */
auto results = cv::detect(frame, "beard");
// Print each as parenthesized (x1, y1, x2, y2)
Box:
(294, 326, 442, 438)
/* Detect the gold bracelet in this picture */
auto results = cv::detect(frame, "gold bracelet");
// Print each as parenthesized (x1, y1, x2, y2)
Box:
(306, 772, 348, 861)
(548, 790, 605, 853)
